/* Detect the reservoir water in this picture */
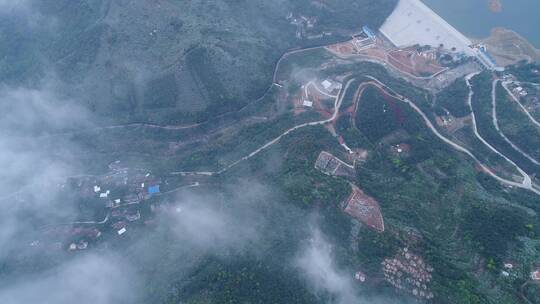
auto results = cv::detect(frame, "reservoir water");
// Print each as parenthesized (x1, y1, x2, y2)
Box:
(421, 0, 540, 47)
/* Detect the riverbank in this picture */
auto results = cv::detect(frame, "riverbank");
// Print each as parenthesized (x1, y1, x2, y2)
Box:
(472, 27, 540, 67)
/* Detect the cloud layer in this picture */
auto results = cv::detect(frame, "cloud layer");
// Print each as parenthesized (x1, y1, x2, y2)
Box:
(295, 228, 361, 304)
(0, 253, 139, 304)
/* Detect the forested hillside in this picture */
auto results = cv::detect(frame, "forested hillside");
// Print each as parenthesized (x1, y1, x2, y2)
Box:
(0, 0, 396, 124)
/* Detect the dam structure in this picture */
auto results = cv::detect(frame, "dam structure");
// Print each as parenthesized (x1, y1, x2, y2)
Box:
(379, 0, 499, 70)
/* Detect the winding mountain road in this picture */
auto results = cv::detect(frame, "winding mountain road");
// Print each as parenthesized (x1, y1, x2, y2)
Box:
(172, 78, 355, 176)
(173, 71, 540, 195)
(367, 74, 540, 195)
(491, 79, 540, 166)
(501, 81, 540, 129)
(465, 74, 535, 190)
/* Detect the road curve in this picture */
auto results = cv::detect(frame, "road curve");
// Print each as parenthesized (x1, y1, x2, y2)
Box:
(501, 81, 540, 129)
(173, 72, 540, 195)
(491, 79, 540, 166)
(172, 78, 355, 176)
(465, 74, 533, 188)
(366, 74, 540, 195)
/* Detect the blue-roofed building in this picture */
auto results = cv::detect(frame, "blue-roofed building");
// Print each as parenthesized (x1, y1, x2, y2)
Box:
(474, 45, 500, 71)
(148, 185, 160, 194)
(362, 25, 376, 40)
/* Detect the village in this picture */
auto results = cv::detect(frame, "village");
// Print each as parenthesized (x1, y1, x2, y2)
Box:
(502, 74, 540, 115)
(26, 161, 198, 254)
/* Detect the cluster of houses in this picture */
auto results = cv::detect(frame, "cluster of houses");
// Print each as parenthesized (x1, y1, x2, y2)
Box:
(38, 163, 165, 252)
(91, 167, 162, 238)
(512, 85, 529, 97)
(502, 74, 531, 98)
(286, 12, 323, 40)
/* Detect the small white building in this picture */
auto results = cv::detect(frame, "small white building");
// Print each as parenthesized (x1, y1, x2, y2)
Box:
(321, 80, 333, 90)
(504, 263, 514, 269)
(355, 272, 366, 282)
(94, 185, 101, 193)
(99, 190, 110, 198)
(77, 241, 88, 250)
(303, 100, 313, 107)
(117, 227, 127, 235)
(321, 79, 342, 92)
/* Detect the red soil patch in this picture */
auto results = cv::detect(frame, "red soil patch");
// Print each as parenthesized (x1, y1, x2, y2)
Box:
(376, 87, 406, 124)
(359, 47, 387, 61)
(327, 41, 356, 56)
(330, 39, 445, 78)
(344, 185, 385, 232)
(388, 49, 445, 77)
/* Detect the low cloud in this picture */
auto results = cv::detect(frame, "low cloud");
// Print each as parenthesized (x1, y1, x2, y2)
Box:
(0, 0, 53, 30)
(0, 254, 140, 304)
(163, 182, 272, 253)
(0, 82, 91, 258)
(295, 228, 361, 304)
(0, 0, 30, 12)
(0, 74, 142, 303)
(0, 84, 92, 136)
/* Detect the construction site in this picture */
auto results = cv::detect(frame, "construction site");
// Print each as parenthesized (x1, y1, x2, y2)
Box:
(290, 78, 342, 117)
(327, 33, 448, 79)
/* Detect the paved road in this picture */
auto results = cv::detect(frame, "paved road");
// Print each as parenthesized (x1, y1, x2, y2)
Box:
(174, 72, 540, 195)
(39, 213, 111, 229)
(308, 81, 338, 99)
(491, 79, 540, 166)
(502, 81, 540, 129)
(465, 74, 536, 190)
(172, 78, 355, 176)
(367, 74, 540, 195)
